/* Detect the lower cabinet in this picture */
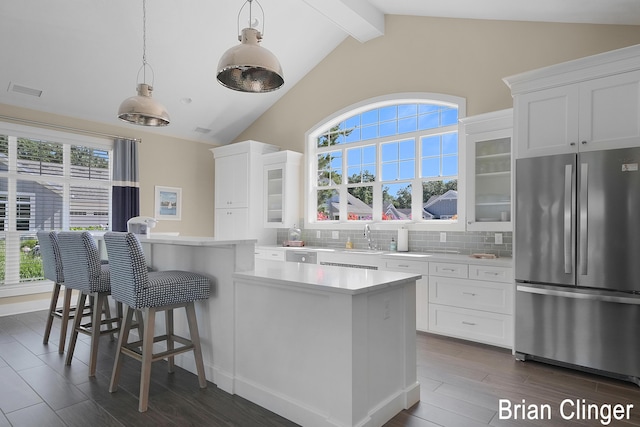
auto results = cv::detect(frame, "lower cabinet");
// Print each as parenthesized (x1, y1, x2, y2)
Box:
(428, 262, 513, 348)
(382, 258, 430, 332)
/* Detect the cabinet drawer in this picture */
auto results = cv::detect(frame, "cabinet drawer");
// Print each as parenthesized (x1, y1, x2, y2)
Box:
(468, 264, 513, 283)
(429, 304, 513, 348)
(384, 259, 428, 274)
(255, 248, 285, 261)
(429, 277, 513, 314)
(429, 262, 468, 278)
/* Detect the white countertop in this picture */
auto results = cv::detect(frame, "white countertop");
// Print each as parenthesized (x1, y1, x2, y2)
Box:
(235, 259, 421, 295)
(93, 232, 256, 247)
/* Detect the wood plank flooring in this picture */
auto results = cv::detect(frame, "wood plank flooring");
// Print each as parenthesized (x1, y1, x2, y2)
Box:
(2, 309, 640, 426)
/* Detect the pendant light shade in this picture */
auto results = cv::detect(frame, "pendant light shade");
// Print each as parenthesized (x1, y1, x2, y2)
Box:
(217, 0, 284, 93)
(118, 0, 170, 126)
(118, 83, 170, 126)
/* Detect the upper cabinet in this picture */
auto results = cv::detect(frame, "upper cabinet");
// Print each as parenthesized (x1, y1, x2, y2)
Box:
(504, 44, 640, 159)
(211, 140, 279, 243)
(461, 109, 513, 231)
(263, 150, 303, 228)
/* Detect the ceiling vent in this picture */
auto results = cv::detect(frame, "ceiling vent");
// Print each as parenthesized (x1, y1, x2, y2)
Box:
(194, 127, 212, 134)
(8, 82, 43, 98)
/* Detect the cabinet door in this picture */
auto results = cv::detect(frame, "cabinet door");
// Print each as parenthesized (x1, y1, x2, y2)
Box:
(515, 85, 580, 158)
(215, 153, 249, 208)
(579, 71, 640, 152)
(215, 208, 249, 239)
(264, 165, 285, 227)
(467, 129, 512, 231)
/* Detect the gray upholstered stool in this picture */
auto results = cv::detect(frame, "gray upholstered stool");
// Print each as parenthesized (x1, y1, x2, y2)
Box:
(104, 231, 210, 413)
(57, 231, 119, 376)
(38, 230, 74, 354)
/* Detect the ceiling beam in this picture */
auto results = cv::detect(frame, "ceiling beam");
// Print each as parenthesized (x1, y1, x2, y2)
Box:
(301, 0, 384, 43)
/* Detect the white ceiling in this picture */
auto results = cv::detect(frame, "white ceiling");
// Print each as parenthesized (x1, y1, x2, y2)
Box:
(1, 0, 639, 146)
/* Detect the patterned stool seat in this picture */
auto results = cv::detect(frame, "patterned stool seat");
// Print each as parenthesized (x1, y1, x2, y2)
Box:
(104, 231, 211, 413)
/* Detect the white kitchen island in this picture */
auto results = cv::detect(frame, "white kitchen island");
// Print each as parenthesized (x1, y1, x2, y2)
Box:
(233, 261, 421, 427)
(98, 235, 420, 427)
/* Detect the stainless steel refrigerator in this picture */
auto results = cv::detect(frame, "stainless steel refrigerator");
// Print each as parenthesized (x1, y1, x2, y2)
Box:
(515, 147, 640, 384)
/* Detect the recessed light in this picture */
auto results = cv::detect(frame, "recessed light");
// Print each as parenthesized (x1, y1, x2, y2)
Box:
(180, 97, 192, 104)
(195, 127, 211, 134)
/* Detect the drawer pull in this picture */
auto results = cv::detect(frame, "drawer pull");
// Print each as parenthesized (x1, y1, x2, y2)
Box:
(398, 264, 409, 268)
(271, 253, 279, 257)
(442, 268, 456, 272)
(462, 321, 477, 326)
(484, 271, 500, 276)
(462, 292, 477, 296)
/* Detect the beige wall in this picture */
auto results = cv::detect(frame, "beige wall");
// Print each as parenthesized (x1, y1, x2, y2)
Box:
(0, 103, 215, 237)
(234, 15, 640, 151)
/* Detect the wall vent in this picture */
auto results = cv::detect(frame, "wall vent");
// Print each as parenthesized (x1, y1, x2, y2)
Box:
(194, 127, 211, 134)
(8, 82, 43, 97)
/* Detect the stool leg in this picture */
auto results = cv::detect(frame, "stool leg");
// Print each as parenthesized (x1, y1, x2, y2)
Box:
(43, 283, 61, 345)
(185, 302, 207, 389)
(66, 292, 87, 366)
(57, 286, 73, 354)
(165, 309, 174, 374)
(139, 307, 156, 412)
(88, 293, 106, 377)
(135, 309, 144, 342)
(110, 305, 134, 393)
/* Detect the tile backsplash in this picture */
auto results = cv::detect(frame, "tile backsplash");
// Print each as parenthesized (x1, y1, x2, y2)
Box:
(277, 228, 512, 257)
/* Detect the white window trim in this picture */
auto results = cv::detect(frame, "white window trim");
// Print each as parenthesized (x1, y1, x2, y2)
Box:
(305, 92, 467, 232)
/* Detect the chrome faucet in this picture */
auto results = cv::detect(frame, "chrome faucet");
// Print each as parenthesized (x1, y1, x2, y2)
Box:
(364, 224, 375, 250)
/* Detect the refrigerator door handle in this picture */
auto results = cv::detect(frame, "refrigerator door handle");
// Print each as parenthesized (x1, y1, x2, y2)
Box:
(579, 162, 588, 275)
(563, 164, 573, 274)
(517, 284, 640, 305)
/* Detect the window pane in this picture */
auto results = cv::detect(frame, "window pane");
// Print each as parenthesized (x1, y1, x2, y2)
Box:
(398, 117, 417, 133)
(17, 138, 63, 176)
(418, 112, 439, 130)
(441, 108, 459, 126)
(399, 161, 415, 180)
(17, 179, 64, 230)
(442, 133, 458, 155)
(0, 135, 7, 172)
(379, 121, 396, 137)
(345, 116, 360, 130)
(20, 233, 43, 282)
(442, 155, 458, 176)
(361, 125, 378, 140)
(398, 104, 417, 118)
(345, 128, 360, 143)
(317, 152, 342, 186)
(69, 185, 110, 230)
(347, 186, 373, 220)
(361, 109, 378, 125)
(421, 136, 440, 156)
(317, 189, 339, 221)
(347, 146, 376, 183)
(422, 180, 458, 220)
(381, 142, 398, 162)
(382, 163, 397, 181)
(422, 158, 440, 178)
(379, 106, 397, 122)
(71, 146, 110, 180)
(382, 183, 411, 221)
(399, 140, 415, 160)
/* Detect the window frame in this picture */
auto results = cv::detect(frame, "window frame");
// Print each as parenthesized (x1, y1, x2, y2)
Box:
(305, 93, 466, 231)
(0, 122, 113, 297)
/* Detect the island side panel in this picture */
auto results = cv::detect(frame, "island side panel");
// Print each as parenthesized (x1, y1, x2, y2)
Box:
(142, 241, 255, 394)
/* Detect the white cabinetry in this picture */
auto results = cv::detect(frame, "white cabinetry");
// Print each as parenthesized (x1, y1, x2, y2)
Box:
(428, 261, 513, 348)
(381, 257, 429, 332)
(461, 109, 512, 231)
(504, 45, 640, 159)
(263, 150, 302, 228)
(211, 140, 279, 243)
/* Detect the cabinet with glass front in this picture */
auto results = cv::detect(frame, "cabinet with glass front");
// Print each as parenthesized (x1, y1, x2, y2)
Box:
(461, 109, 513, 231)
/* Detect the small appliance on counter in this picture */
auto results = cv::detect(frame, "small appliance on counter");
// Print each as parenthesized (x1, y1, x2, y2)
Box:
(283, 224, 304, 247)
(127, 216, 157, 238)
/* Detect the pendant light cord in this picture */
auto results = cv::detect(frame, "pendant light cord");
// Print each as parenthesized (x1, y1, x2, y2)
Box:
(142, 0, 147, 83)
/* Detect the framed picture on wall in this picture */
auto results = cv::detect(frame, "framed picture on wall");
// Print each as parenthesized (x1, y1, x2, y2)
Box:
(155, 186, 182, 220)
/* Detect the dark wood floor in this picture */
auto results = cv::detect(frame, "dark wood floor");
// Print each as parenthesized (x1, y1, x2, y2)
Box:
(2, 310, 640, 427)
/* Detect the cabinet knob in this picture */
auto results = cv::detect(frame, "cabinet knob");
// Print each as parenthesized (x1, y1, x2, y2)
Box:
(570, 142, 576, 146)
(581, 140, 587, 145)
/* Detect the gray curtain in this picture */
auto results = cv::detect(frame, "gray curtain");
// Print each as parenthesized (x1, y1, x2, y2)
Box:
(112, 138, 140, 231)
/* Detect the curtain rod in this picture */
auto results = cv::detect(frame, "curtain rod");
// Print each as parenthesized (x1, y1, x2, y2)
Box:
(0, 114, 142, 143)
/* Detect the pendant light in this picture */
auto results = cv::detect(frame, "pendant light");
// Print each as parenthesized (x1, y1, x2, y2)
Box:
(117, 0, 170, 126)
(217, 0, 284, 93)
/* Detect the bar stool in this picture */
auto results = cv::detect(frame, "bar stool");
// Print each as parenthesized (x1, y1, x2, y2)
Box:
(104, 231, 210, 412)
(57, 231, 119, 376)
(38, 230, 73, 354)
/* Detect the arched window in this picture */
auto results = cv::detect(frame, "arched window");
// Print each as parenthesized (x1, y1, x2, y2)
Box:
(306, 93, 465, 228)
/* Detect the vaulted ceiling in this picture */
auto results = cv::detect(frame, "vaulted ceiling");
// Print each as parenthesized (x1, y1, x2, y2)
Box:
(1, 0, 639, 145)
